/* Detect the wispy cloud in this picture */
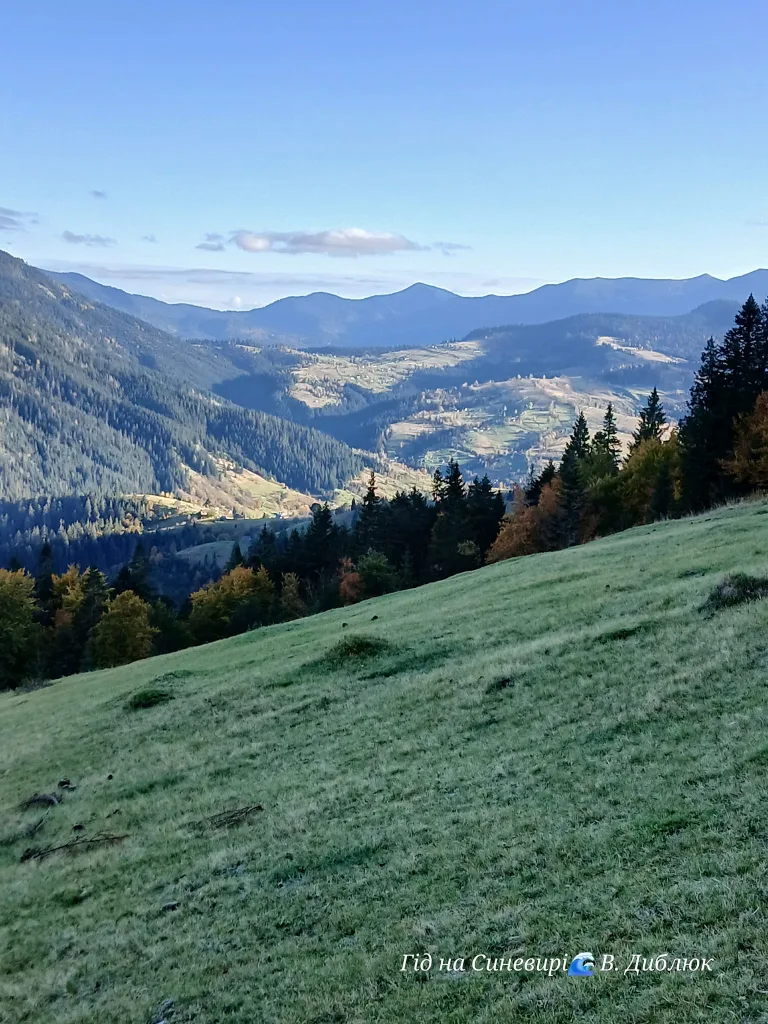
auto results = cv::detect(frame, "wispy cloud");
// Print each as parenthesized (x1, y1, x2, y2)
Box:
(195, 227, 464, 258)
(141, 234, 158, 243)
(90, 189, 108, 200)
(62, 230, 117, 247)
(746, 218, 768, 228)
(196, 232, 226, 252)
(433, 240, 472, 256)
(0, 206, 38, 231)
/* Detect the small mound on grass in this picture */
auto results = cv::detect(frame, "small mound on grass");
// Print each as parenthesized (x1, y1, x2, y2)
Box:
(319, 634, 392, 668)
(125, 687, 175, 711)
(701, 572, 768, 615)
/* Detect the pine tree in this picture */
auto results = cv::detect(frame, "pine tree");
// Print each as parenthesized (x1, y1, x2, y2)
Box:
(225, 541, 244, 571)
(74, 567, 109, 665)
(466, 475, 506, 555)
(431, 467, 446, 503)
(444, 459, 466, 505)
(602, 403, 622, 470)
(631, 389, 666, 451)
(34, 541, 55, 625)
(678, 297, 767, 510)
(558, 412, 590, 546)
(355, 469, 382, 552)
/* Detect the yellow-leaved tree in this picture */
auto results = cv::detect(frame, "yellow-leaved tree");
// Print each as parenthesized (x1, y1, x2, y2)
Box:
(87, 591, 157, 669)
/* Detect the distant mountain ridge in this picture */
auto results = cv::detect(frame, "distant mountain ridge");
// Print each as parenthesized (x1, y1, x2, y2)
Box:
(44, 267, 768, 348)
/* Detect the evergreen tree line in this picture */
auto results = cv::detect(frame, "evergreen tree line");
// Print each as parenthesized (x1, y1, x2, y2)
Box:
(0, 466, 506, 688)
(488, 293, 768, 560)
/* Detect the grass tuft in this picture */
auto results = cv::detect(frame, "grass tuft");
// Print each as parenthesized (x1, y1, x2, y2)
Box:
(701, 571, 768, 614)
(125, 686, 174, 711)
(317, 634, 392, 667)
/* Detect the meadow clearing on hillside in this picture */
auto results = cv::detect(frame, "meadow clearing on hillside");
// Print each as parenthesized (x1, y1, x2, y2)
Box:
(2, 501, 768, 1023)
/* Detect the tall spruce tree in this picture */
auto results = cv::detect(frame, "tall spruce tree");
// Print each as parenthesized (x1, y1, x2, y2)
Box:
(680, 297, 766, 510)
(592, 403, 621, 473)
(355, 470, 382, 552)
(558, 411, 590, 546)
(631, 389, 666, 451)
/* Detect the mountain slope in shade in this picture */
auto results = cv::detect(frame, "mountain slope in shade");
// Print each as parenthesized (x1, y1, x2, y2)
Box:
(45, 267, 768, 347)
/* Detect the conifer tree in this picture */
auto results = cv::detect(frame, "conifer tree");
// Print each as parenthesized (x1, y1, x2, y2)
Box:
(444, 459, 466, 505)
(34, 542, 55, 625)
(558, 411, 590, 546)
(355, 470, 382, 552)
(631, 389, 666, 452)
(74, 567, 109, 665)
(431, 467, 446, 503)
(225, 541, 244, 571)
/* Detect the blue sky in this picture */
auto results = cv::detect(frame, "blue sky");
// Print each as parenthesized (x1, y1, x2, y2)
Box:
(1, 0, 767, 308)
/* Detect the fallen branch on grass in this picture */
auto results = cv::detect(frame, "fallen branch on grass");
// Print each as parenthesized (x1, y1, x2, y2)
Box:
(191, 804, 264, 832)
(21, 832, 129, 862)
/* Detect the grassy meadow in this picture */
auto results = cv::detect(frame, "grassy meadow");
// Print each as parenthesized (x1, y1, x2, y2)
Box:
(3, 500, 768, 1022)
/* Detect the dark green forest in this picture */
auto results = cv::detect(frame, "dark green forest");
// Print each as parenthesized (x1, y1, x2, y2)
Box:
(0, 250, 364, 500)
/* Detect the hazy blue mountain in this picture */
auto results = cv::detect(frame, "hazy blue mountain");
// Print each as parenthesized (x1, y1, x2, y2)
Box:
(45, 267, 768, 348)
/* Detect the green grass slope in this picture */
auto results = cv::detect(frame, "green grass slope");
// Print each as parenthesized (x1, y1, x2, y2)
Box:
(3, 501, 768, 1023)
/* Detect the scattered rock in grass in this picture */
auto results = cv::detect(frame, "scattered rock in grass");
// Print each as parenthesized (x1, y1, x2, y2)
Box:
(107, 774, 113, 780)
(161, 901, 180, 913)
(72, 823, 85, 833)
(342, 622, 348, 628)
(371, 614, 379, 620)
(125, 687, 174, 711)
(701, 573, 768, 615)
(58, 778, 75, 790)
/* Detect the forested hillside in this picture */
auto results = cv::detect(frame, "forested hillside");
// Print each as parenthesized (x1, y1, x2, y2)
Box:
(0, 251, 363, 500)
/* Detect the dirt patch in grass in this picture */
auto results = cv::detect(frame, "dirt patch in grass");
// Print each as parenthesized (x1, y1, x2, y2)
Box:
(125, 687, 175, 711)
(701, 573, 768, 615)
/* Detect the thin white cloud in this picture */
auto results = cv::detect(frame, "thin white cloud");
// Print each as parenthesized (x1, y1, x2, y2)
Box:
(195, 227, 468, 258)
(62, 230, 117, 247)
(141, 234, 158, 243)
(90, 189, 108, 199)
(231, 227, 427, 258)
(0, 206, 38, 231)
